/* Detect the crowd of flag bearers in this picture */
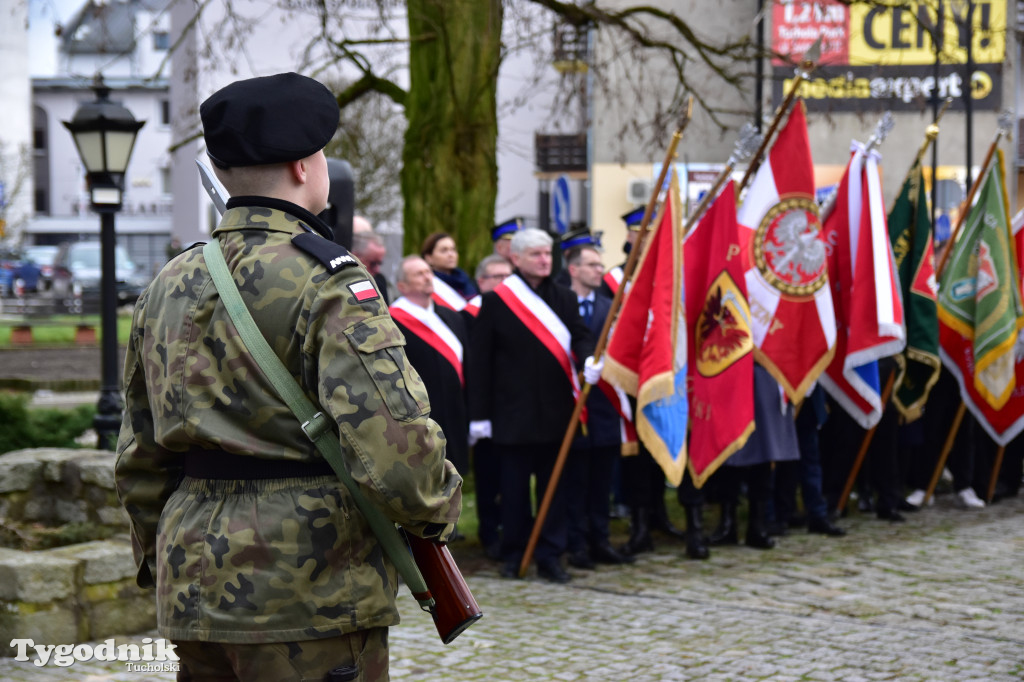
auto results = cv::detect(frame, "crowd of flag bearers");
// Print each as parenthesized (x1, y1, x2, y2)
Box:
(369, 93, 1023, 583)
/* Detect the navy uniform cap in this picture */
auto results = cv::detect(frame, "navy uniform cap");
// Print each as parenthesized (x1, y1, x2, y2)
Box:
(559, 227, 601, 251)
(492, 217, 523, 241)
(200, 72, 339, 168)
(621, 207, 646, 230)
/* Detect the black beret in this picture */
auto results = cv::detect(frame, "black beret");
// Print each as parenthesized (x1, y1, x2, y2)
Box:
(200, 72, 339, 168)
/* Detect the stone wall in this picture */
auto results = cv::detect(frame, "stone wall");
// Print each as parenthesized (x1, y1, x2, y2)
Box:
(0, 448, 155, 656)
(0, 448, 128, 527)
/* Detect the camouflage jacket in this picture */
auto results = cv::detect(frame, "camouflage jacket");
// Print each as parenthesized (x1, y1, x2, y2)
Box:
(115, 199, 462, 643)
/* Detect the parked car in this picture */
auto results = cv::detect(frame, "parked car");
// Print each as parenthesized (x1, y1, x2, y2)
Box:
(22, 245, 59, 292)
(0, 249, 42, 298)
(51, 241, 150, 307)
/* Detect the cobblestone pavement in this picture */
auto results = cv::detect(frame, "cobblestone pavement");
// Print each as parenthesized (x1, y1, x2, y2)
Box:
(2, 495, 1022, 681)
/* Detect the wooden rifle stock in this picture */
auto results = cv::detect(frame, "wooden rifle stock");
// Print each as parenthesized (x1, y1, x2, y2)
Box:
(405, 532, 482, 644)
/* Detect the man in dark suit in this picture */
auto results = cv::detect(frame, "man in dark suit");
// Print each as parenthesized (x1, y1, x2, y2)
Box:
(467, 228, 600, 583)
(390, 256, 469, 478)
(469, 254, 514, 560)
(562, 245, 633, 569)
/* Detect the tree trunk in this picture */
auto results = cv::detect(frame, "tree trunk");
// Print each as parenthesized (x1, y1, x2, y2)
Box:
(402, 0, 502, 268)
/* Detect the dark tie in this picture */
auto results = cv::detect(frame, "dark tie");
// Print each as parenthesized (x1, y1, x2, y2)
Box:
(580, 299, 593, 325)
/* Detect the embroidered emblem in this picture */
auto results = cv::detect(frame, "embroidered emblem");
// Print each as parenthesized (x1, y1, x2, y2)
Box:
(754, 196, 827, 297)
(348, 280, 379, 302)
(696, 272, 753, 378)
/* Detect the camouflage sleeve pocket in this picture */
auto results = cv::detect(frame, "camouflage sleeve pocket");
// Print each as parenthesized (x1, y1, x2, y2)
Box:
(346, 319, 430, 422)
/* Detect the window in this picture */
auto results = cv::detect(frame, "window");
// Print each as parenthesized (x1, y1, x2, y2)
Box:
(160, 167, 172, 196)
(159, 99, 170, 126)
(33, 105, 48, 152)
(152, 31, 170, 50)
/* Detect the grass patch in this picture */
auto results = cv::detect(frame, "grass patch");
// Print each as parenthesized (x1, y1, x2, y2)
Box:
(0, 315, 132, 347)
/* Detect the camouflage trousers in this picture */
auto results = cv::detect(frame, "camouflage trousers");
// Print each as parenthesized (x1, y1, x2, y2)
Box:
(174, 627, 388, 681)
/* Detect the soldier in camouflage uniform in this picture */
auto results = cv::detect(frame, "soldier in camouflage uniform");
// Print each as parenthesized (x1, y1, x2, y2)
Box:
(115, 72, 462, 682)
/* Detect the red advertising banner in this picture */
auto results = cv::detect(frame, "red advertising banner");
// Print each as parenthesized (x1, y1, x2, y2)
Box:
(772, 1, 849, 67)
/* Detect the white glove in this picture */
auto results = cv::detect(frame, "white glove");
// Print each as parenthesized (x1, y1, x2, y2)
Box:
(468, 420, 492, 446)
(583, 355, 604, 385)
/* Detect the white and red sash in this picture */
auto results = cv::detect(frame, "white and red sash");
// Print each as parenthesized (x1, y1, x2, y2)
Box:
(603, 266, 624, 295)
(596, 378, 638, 453)
(389, 297, 464, 386)
(431, 276, 480, 317)
(495, 274, 581, 402)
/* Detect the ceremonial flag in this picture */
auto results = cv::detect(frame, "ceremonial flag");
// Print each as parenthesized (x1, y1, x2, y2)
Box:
(819, 142, 905, 429)
(888, 158, 940, 422)
(683, 179, 755, 487)
(736, 102, 836, 402)
(604, 169, 689, 485)
(939, 152, 1024, 444)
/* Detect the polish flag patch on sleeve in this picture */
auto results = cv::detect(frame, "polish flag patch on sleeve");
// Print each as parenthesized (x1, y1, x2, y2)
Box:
(348, 279, 379, 302)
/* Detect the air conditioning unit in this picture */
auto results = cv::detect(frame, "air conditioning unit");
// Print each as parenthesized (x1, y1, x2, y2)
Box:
(626, 178, 652, 205)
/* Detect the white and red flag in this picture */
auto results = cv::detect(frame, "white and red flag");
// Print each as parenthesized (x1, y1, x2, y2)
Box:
(604, 169, 689, 486)
(735, 102, 836, 403)
(818, 142, 906, 428)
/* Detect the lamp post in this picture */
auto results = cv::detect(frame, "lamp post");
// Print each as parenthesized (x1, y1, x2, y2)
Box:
(63, 75, 145, 450)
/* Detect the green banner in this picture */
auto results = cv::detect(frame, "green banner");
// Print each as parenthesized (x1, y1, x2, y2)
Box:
(938, 151, 1022, 410)
(888, 160, 939, 422)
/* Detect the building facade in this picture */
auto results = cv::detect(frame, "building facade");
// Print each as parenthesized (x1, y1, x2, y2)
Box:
(587, 0, 1019, 260)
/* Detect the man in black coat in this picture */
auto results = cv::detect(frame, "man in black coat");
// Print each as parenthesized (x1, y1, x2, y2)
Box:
(390, 256, 469, 478)
(467, 228, 600, 583)
(561, 245, 633, 569)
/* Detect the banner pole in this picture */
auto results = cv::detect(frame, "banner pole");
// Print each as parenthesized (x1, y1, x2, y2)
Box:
(934, 119, 1012, 278)
(682, 124, 761, 237)
(986, 446, 1007, 503)
(517, 98, 694, 578)
(736, 38, 821, 197)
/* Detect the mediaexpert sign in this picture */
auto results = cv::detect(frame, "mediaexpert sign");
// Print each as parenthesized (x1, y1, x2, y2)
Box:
(771, 0, 1006, 112)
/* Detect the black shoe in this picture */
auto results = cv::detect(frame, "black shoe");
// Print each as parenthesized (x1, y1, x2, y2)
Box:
(499, 561, 521, 579)
(591, 542, 634, 565)
(567, 550, 596, 570)
(876, 508, 905, 522)
(745, 498, 775, 549)
(765, 520, 788, 537)
(683, 505, 710, 560)
(537, 559, 571, 584)
(857, 496, 874, 513)
(620, 507, 654, 555)
(651, 498, 686, 539)
(708, 504, 739, 546)
(807, 516, 847, 536)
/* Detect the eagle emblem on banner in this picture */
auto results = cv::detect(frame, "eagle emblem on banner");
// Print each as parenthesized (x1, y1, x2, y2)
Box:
(696, 272, 753, 377)
(754, 197, 827, 297)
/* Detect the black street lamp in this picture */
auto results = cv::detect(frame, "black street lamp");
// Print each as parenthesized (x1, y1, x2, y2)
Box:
(62, 75, 145, 450)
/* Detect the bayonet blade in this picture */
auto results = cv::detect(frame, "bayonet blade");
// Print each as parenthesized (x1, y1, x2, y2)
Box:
(196, 159, 228, 216)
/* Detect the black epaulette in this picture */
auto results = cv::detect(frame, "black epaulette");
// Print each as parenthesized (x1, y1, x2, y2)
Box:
(292, 232, 359, 275)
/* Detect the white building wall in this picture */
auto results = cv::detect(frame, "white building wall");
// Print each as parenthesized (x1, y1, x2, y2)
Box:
(0, 0, 34, 242)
